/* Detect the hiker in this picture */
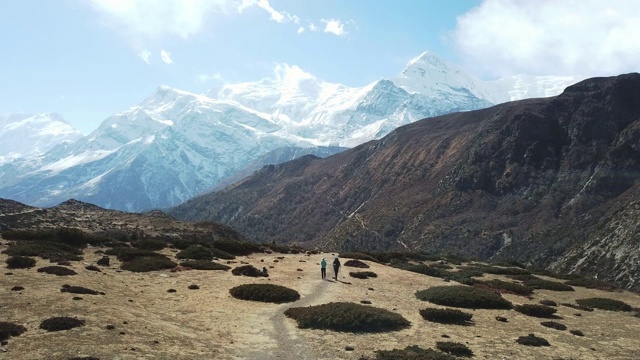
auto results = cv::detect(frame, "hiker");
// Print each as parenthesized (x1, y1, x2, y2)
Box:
(320, 258, 327, 280)
(333, 256, 341, 280)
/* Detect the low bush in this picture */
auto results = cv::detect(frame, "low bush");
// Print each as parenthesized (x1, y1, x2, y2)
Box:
(96, 257, 110, 266)
(6, 256, 36, 269)
(284, 302, 410, 333)
(131, 239, 166, 251)
(514, 304, 557, 318)
(2, 228, 104, 247)
(416, 285, 512, 309)
(176, 245, 235, 261)
(230, 284, 300, 303)
(231, 265, 268, 277)
(575, 298, 632, 312)
(561, 302, 594, 312)
(476, 279, 533, 296)
(37, 266, 77, 276)
(419, 308, 473, 325)
(375, 345, 455, 360)
(11, 286, 24, 291)
(344, 259, 370, 268)
(435, 342, 473, 357)
(60, 285, 99, 295)
(495, 316, 508, 322)
(349, 271, 377, 279)
(85, 265, 101, 272)
(338, 252, 378, 262)
(524, 278, 574, 291)
(516, 334, 550, 346)
(570, 329, 584, 336)
(565, 278, 617, 291)
(505, 274, 537, 281)
(539, 300, 557, 307)
(391, 261, 448, 278)
(104, 247, 164, 262)
(2, 241, 82, 261)
(0, 321, 27, 341)
(491, 260, 527, 269)
(211, 240, 261, 256)
(120, 256, 176, 272)
(179, 260, 230, 271)
(540, 321, 567, 331)
(40, 317, 85, 332)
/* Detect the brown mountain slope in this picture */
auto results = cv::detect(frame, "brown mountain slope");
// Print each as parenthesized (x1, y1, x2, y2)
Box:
(170, 73, 640, 290)
(0, 198, 246, 242)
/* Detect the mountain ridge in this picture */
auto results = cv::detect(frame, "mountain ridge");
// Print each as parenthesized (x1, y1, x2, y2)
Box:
(169, 73, 640, 291)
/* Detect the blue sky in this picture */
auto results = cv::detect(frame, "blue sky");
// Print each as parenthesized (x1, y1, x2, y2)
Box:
(1, 0, 638, 134)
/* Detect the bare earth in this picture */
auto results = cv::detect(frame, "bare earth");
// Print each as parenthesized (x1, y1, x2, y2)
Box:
(1, 246, 640, 360)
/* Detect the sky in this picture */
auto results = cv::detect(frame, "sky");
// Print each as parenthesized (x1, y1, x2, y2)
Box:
(1, 0, 639, 134)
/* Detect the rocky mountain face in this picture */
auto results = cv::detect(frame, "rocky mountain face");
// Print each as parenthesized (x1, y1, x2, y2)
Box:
(169, 73, 640, 291)
(0, 52, 577, 212)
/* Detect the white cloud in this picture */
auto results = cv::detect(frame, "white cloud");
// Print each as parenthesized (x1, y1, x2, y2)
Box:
(160, 50, 173, 64)
(297, 26, 305, 34)
(86, 0, 231, 39)
(197, 72, 223, 83)
(452, 0, 640, 77)
(238, 0, 299, 23)
(308, 22, 318, 32)
(321, 18, 346, 36)
(138, 49, 151, 64)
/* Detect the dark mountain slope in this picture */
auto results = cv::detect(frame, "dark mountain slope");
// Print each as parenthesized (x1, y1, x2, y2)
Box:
(170, 73, 640, 290)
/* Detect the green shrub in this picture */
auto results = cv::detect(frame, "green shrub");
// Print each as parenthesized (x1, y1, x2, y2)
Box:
(419, 308, 473, 325)
(516, 334, 550, 346)
(634, 311, 640, 318)
(476, 279, 533, 296)
(343, 259, 370, 268)
(338, 252, 378, 262)
(60, 285, 99, 295)
(524, 278, 574, 291)
(131, 239, 166, 251)
(467, 265, 530, 276)
(6, 256, 36, 269)
(435, 342, 473, 357)
(284, 302, 410, 333)
(491, 260, 527, 269)
(2, 241, 82, 261)
(416, 286, 512, 309)
(120, 256, 176, 272)
(376, 345, 455, 360)
(0, 321, 27, 341)
(505, 274, 538, 281)
(539, 300, 557, 307)
(1, 228, 104, 247)
(349, 271, 377, 279)
(561, 302, 594, 312)
(85, 265, 101, 272)
(211, 240, 261, 256)
(180, 260, 230, 271)
(39, 317, 85, 332)
(229, 284, 300, 303)
(565, 278, 617, 291)
(176, 245, 234, 261)
(540, 321, 567, 331)
(391, 261, 448, 278)
(575, 298, 632, 312)
(231, 265, 268, 277)
(37, 266, 77, 276)
(104, 247, 164, 262)
(514, 304, 557, 318)
(570, 329, 584, 336)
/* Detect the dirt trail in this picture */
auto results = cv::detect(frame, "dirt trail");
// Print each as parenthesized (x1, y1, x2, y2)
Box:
(238, 277, 336, 360)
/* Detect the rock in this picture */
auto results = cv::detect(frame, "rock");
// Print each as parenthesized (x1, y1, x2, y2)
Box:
(345, 346, 355, 351)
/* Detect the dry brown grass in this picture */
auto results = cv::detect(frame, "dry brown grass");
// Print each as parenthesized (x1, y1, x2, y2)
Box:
(0, 245, 639, 360)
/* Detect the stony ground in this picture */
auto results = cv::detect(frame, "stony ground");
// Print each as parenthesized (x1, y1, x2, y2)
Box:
(2, 246, 640, 360)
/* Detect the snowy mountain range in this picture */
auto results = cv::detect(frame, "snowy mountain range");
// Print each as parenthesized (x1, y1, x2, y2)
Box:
(0, 113, 82, 165)
(0, 51, 580, 211)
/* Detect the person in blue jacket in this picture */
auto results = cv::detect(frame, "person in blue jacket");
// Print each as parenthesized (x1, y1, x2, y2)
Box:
(320, 258, 327, 280)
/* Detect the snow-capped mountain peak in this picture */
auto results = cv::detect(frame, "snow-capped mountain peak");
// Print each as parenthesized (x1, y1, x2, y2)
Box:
(0, 113, 82, 164)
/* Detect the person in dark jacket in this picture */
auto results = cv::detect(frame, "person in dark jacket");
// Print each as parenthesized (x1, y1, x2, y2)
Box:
(333, 257, 341, 280)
